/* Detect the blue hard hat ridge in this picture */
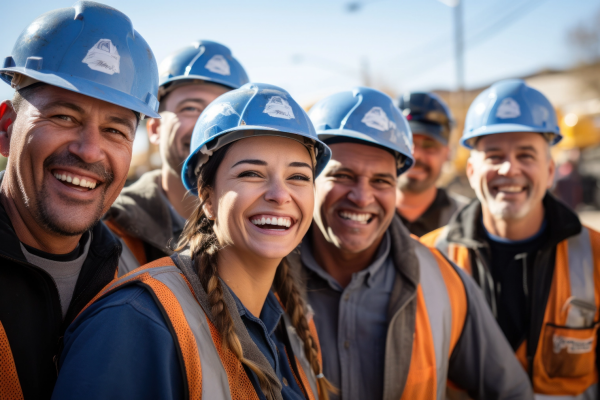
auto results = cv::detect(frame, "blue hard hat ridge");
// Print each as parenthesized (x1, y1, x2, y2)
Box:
(182, 82, 332, 194)
(0, 1, 160, 118)
(461, 79, 562, 149)
(309, 86, 414, 175)
(158, 40, 249, 94)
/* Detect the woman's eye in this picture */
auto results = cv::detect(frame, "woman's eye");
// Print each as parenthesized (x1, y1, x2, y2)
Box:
(238, 171, 262, 178)
(289, 174, 310, 182)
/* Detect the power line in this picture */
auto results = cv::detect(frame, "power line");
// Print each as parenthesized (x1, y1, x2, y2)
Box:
(391, 0, 551, 82)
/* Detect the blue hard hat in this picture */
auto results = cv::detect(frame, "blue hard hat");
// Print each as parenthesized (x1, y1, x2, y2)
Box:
(182, 82, 331, 194)
(309, 87, 414, 175)
(461, 79, 561, 149)
(398, 92, 454, 145)
(158, 40, 249, 100)
(0, 1, 159, 118)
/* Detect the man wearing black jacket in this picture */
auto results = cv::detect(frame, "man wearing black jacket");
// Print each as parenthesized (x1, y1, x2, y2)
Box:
(422, 79, 600, 397)
(0, 3, 159, 398)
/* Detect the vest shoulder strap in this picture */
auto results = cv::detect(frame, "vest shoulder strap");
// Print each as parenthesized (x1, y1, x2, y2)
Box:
(407, 240, 468, 400)
(565, 226, 597, 326)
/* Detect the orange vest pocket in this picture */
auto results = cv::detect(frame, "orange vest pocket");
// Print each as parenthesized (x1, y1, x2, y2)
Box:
(541, 322, 598, 379)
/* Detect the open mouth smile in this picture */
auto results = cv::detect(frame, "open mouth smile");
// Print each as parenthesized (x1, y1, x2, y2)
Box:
(51, 169, 101, 192)
(250, 214, 295, 232)
(492, 184, 527, 196)
(338, 210, 375, 225)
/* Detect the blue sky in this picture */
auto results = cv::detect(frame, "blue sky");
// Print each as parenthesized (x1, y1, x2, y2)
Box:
(1, 0, 596, 106)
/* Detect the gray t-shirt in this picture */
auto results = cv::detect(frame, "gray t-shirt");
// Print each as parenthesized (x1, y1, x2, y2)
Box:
(20, 234, 91, 318)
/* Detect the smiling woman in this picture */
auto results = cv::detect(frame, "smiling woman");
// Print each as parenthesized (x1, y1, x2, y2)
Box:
(54, 83, 335, 400)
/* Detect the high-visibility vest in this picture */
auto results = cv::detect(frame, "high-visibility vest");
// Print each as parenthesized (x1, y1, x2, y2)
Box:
(399, 240, 468, 399)
(423, 226, 600, 398)
(0, 321, 23, 400)
(79, 257, 321, 400)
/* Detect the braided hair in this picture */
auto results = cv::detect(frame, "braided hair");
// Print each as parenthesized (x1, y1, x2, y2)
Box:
(178, 142, 334, 399)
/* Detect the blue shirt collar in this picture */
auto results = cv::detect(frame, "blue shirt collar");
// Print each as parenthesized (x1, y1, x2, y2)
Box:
(226, 284, 284, 336)
(301, 231, 391, 289)
(483, 218, 547, 244)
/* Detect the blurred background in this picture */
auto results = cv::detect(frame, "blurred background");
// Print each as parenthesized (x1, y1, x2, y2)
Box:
(2, 0, 600, 221)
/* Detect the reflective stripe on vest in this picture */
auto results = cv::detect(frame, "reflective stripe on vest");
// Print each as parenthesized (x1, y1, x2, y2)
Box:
(84, 259, 319, 399)
(0, 321, 24, 400)
(400, 241, 467, 400)
(430, 225, 600, 397)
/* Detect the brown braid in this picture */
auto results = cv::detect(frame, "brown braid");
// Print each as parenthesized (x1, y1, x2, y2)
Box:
(177, 143, 279, 400)
(274, 259, 337, 399)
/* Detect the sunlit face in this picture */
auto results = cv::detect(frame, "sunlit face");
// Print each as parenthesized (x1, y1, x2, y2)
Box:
(314, 142, 397, 254)
(2, 85, 137, 236)
(209, 136, 315, 260)
(149, 83, 229, 175)
(467, 132, 555, 220)
(398, 133, 448, 194)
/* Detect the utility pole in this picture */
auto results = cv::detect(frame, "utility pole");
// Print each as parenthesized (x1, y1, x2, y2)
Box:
(454, 0, 465, 111)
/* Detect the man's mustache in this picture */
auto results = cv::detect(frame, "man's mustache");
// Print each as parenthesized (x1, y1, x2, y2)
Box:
(43, 152, 114, 185)
(411, 160, 432, 175)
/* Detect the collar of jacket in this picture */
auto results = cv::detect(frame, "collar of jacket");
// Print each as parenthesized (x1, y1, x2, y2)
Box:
(171, 251, 284, 400)
(104, 170, 180, 252)
(287, 215, 420, 400)
(0, 170, 121, 327)
(445, 192, 581, 250)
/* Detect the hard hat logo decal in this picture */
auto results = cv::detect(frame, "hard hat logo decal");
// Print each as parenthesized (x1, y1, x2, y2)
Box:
(496, 98, 521, 119)
(362, 107, 396, 132)
(202, 102, 240, 121)
(82, 39, 121, 75)
(264, 96, 295, 119)
(205, 55, 231, 76)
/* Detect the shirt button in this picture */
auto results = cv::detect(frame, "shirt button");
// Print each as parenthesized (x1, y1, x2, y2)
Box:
(282, 377, 289, 386)
(344, 340, 350, 349)
(343, 294, 350, 301)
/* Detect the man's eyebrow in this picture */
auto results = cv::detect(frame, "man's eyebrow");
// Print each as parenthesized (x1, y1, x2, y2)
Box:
(232, 159, 268, 168)
(373, 173, 396, 181)
(289, 162, 312, 170)
(327, 167, 355, 175)
(43, 101, 85, 114)
(176, 98, 208, 108)
(106, 115, 136, 133)
(516, 145, 538, 153)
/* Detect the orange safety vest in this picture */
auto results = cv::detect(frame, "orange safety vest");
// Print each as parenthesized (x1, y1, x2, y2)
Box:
(80, 257, 322, 400)
(0, 321, 23, 400)
(422, 225, 600, 398)
(399, 239, 468, 399)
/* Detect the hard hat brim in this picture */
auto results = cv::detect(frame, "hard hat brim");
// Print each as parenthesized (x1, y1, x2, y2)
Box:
(160, 74, 240, 91)
(318, 129, 414, 175)
(182, 126, 331, 195)
(1, 67, 160, 119)
(461, 123, 562, 149)
(408, 121, 448, 145)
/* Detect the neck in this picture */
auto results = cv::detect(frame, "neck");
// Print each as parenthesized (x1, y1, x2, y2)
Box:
(482, 203, 545, 241)
(162, 166, 197, 220)
(310, 224, 382, 288)
(217, 247, 280, 317)
(0, 180, 81, 254)
(396, 185, 437, 222)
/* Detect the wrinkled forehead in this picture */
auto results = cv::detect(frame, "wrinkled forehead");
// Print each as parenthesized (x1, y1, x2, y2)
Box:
(473, 131, 551, 154)
(18, 84, 138, 124)
(326, 142, 397, 176)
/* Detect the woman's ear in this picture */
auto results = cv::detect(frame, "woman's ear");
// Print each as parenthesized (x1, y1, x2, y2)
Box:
(200, 188, 215, 220)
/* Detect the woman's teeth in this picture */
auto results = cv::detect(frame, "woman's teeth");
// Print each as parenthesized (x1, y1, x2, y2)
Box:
(251, 216, 292, 228)
(53, 172, 97, 189)
(339, 211, 371, 224)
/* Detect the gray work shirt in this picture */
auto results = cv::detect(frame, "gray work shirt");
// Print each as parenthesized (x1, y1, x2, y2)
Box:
(301, 232, 394, 400)
(20, 234, 91, 319)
